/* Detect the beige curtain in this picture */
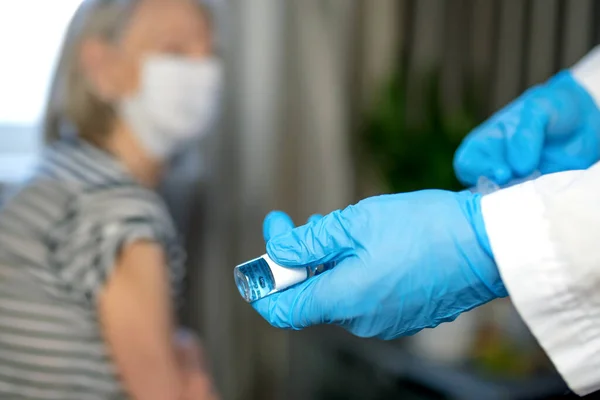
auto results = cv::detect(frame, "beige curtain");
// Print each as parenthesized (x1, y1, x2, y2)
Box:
(181, 0, 402, 399)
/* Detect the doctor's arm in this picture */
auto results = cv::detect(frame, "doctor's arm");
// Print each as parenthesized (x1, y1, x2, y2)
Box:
(255, 167, 600, 397)
(482, 165, 600, 397)
(451, 44, 600, 396)
(251, 46, 600, 397)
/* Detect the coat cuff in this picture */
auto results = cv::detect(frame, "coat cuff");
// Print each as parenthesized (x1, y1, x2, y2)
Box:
(572, 46, 600, 109)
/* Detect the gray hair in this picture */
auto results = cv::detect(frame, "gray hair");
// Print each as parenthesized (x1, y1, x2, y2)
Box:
(43, 0, 213, 145)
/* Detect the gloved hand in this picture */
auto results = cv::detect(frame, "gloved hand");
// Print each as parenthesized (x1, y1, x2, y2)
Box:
(252, 190, 507, 339)
(454, 71, 600, 186)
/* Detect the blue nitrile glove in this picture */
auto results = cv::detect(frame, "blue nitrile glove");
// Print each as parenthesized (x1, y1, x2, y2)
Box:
(252, 190, 507, 339)
(454, 71, 600, 186)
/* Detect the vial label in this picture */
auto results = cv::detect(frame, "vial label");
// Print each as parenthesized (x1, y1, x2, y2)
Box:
(236, 257, 276, 302)
(234, 255, 338, 302)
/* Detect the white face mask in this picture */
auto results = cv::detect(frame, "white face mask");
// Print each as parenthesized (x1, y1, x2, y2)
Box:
(119, 54, 223, 159)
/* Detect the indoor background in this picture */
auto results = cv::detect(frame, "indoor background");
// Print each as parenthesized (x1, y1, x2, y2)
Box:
(0, 0, 598, 399)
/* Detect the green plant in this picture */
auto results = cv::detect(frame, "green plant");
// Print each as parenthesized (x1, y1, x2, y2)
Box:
(363, 69, 483, 193)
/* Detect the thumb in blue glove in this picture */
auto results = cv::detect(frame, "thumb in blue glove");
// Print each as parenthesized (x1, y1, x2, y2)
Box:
(454, 71, 600, 186)
(253, 190, 507, 339)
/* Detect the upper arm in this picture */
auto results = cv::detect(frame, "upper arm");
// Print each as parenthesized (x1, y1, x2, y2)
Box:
(99, 240, 183, 400)
(47, 186, 189, 399)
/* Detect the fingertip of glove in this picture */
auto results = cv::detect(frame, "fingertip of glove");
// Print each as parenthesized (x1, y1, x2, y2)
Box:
(452, 149, 470, 176)
(307, 214, 323, 224)
(506, 154, 537, 178)
(264, 210, 293, 225)
(453, 148, 485, 186)
(492, 166, 512, 184)
(251, 298, 269, 318)
(252, 298, 286, 329)
(266, 237, 301, 264)
(263, 211, 296, 241)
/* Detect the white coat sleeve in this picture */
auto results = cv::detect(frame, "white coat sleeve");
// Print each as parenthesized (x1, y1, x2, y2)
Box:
(482, 164, 600, 396)
(571, 45, 600, 106)
(481, 47, 600, 396)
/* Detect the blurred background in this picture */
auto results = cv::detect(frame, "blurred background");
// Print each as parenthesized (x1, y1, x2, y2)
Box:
(1, 0, 600, 399)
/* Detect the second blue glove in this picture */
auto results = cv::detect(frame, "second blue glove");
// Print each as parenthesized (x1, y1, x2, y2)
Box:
(454, 71, 600, 186)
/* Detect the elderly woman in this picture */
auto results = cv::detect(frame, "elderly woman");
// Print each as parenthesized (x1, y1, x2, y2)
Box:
(0, 0, 221, 399)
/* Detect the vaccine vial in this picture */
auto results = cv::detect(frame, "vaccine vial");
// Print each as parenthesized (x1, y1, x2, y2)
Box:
(471, 170, 541, 195)
(234, 254, 329, 303)
(473, 176, 500, 195)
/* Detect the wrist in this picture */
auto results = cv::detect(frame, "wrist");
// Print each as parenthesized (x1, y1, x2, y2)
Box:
(461, 192, 493, 256)
(458, 191, 508, 298)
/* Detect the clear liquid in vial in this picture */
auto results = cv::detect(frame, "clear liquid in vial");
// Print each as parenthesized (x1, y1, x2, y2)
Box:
(234, 255, 330, 302)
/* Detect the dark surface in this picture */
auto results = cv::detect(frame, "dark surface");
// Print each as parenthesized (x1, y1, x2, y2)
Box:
(311, 326, 574, 400)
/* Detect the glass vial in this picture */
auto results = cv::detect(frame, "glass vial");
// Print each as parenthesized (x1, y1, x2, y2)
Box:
(470, 170, 541, 195)
(234, 254, 328, 302)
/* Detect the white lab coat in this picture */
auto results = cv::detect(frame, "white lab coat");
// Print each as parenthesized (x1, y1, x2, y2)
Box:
(482, 47, 600, 397)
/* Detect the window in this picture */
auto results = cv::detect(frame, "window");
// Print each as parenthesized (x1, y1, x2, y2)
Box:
(0, 1, 81, 182)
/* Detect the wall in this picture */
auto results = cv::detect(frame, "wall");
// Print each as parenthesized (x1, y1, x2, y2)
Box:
(183, 1, 600, 399)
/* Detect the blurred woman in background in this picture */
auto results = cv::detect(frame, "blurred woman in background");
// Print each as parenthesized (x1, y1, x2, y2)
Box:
(0, 0, 222, 398)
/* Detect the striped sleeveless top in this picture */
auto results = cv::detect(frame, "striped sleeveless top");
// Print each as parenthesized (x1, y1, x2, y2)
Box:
(0, 138, 185, 399)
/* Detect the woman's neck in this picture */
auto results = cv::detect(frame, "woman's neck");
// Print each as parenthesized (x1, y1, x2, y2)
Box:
(105, 122, 164, 187)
